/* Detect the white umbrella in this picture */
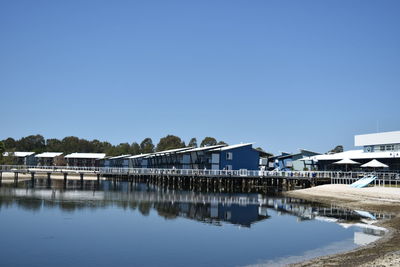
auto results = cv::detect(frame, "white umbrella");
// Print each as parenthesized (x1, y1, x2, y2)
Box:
(333, 158, 360, 171)
(361, 159, 388, 168)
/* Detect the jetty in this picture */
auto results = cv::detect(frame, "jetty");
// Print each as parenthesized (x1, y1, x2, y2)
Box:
(0, 165, 399, 191)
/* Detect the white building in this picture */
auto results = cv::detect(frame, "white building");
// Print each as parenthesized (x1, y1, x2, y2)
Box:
(305, 131, 400, 171)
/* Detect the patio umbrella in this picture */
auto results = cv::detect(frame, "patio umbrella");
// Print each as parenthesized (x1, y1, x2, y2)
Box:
(333, 158, 360, 171)
(361, 159, 388, 168)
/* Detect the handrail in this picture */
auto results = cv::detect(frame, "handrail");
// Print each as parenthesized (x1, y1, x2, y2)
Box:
(0, 165, 399, 180)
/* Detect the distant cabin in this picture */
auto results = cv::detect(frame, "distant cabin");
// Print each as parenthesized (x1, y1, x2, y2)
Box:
(2, 152, 36, 165)
(64, 153, 106, 167)
(35, 152, 64, 166)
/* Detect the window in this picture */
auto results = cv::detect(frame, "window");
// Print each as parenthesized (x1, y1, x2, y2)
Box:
(380, 145, 386, 151)
(386, 145, 394, 151)
(226, 152, 233, 160)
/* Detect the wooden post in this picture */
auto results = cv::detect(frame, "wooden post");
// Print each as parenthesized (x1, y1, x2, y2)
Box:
(80, 173, 84, 184)
(31, 172, 35, 186)
(63, 173, 68, 184)
(97, 173, 100, 183)
(14, 172, 18, 184)
(0, 171, 2, 186)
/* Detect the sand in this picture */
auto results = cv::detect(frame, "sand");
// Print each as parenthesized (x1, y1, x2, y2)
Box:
(285, 184, 400, 267)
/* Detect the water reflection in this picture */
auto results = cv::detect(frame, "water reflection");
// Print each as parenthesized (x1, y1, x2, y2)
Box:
(0, 180, 391, 228)
(0, 180, 390, 267)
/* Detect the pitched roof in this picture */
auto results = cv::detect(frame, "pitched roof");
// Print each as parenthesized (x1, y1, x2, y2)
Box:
(35, 152, 63, 158)
(3, 152, 35, 157)
(64, 153, 106, 159)
(177, 145, 227, 153)
(109, 154, 131, 160)
(211, 143, 254, 152)
(303, 149, 400, 161)
(127, 153, 151, 159)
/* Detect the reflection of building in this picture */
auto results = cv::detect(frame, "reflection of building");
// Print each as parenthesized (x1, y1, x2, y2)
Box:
(65, 153, 106, 167)
(168, 202, 269, 227)
(35, 152, 64, 166)
(2, 152, 36, 165)
(305, 131, 400, 171)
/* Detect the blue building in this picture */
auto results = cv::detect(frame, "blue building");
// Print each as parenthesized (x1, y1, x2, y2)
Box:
(108, 154, 131, 168)
(128, 153, 151, 168)
(178, 145, 226, 169)
(208, 143, 260, 170)
(125, 143, 261, 171)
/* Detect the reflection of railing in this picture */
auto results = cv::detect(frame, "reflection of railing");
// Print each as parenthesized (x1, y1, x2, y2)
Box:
(1, 165, 399, 182)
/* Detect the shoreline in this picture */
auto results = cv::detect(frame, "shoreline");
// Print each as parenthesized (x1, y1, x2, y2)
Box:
(284, 184, 400, 266)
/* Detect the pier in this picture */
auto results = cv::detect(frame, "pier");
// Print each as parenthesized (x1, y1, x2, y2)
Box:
(0, 165, 399, 191)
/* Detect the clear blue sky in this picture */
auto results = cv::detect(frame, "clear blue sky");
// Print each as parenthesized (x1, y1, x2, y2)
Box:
(1, 0, 399, 154)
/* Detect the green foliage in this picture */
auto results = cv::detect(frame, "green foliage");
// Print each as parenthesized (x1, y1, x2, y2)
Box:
(16, 135, 45, 153)
(130, 142, 141, 155)
(188, 138, 197, 148)
(1, 134, 227, 157)
(4, 138, 16, 150)
(0, 141, 4, 164)
(217, 141, 228, 145)
(140, 138, 155, 153)
(156, 135, 185, 152)
(328, 145, 344, 154)
(200, 137, 217, 147)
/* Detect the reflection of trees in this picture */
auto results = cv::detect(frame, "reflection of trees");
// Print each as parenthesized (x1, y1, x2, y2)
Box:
(129, 201, 138, 211)
(154, 202, 179, 220)
(138, 202, 151, 216)
(16, 198, 42, 211)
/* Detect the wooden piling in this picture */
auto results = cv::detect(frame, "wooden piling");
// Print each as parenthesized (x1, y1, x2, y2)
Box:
(31, 172, 35, 185)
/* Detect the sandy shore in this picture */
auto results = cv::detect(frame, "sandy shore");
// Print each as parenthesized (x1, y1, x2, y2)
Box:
(285, 184, 400, 267)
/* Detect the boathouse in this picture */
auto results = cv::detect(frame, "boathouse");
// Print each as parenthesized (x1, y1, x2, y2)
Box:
(108, 154, 131, 168)
(304, 131, 400, 171)
(64, 153, 106, 167)
(35, 152, 64, 166)
(179, 145, 226, 169)
(146, 147, 194, 169)
(2, 152, 36, 165)
(127, 153, 151, 168)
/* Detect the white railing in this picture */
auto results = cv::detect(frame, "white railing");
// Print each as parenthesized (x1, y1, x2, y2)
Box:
(1, 165, 399, 181)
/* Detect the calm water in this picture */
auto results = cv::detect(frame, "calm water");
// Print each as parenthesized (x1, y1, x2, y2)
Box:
(0, 180, 388, 267)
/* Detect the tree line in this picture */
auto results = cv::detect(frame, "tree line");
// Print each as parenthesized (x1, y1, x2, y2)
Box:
(0, 134, 228, 158)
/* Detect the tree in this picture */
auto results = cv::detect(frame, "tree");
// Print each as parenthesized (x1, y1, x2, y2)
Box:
(188, 138, 197, 148)
(140, 138, 155, 153)
(130, 142, 141, 155)
(217, 140, 228, 145)
(200, 137, 217, 147)
(3, 138, 16, 150)
(16, 135, 45, 152)
(0, 141, 4, 163)
(328, 145, 343, 154)
(156, 135, 185, 151)
(46, 138, 62, 152)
